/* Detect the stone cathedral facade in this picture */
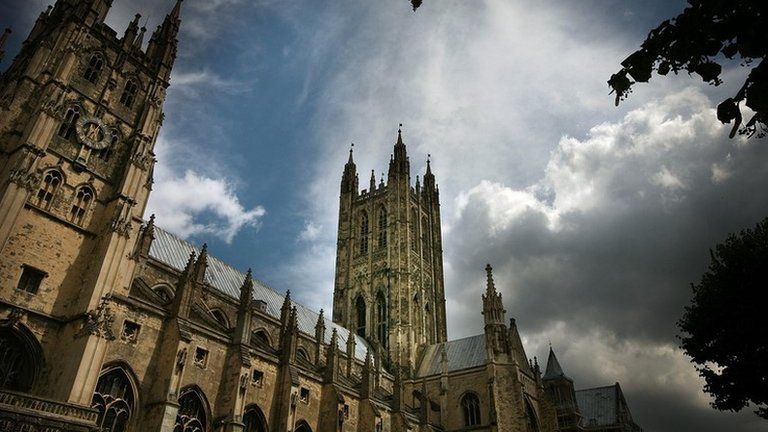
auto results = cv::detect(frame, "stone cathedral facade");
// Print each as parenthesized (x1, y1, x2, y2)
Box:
(0, 1, 642, 432)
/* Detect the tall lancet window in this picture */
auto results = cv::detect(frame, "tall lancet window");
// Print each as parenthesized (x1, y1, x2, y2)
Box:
(462, 393, 481, 426)
(376, 291, 387, 348)
(70, 186, 94, 226)
(359, 211, 369, 255)
(378, 206, 387, 248)
(84, 52, 104, 83)
(36, 170, 62, 210)
(421, 216, 430, 258)
(410, 208, 418, 252)
(355, 296, 366, 337)
(58, 105, 81, 140)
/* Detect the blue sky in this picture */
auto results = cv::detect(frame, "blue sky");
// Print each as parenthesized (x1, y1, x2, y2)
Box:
(3, 1, 768, 431)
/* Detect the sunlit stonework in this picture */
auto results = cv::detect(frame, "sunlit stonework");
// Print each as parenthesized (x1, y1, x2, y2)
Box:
(0, 1, 643, 431)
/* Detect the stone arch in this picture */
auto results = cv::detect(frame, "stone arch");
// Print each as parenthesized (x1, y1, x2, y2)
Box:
(243, 404, 269, 432)
(294, 420, 313, 432)
(251, 328, 273, 350)
(91, 361, 140, 432)
(209, 308, 230, 329)
(151, 283, 175, 305)
(0, 322, 45, 392)
(524, 395, 540, 432)
(175, 385, 211, 432)
(460, 391, 481, 427)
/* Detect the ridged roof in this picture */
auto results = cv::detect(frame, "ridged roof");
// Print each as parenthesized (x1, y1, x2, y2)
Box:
(575, 385, 619, 427)
(415, 334, 487, 377)
(149, 227, 370, 360)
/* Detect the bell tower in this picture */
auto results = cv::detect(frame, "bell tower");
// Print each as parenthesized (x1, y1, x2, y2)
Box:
(332, 126, 447, 372)
(0, 0, 182, 404)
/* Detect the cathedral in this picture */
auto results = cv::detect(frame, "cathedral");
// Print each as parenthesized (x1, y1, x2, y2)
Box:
(0, 1, 642, 431)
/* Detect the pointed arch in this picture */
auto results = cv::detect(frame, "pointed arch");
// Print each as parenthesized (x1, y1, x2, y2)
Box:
(151, 283, 175, 305)
(209, 308, 230, 329)
(294, 420, 313, 432)
(175, 385, 210, 432)
(243, 404, 269, 432)
(84, 51, 105, 83)
(359, 211, 369, 255)
(35, 169, 63, 210)
(0, 323, 44, 392)
(355, 295, 366, 337)
(119, 78, 139, 108)
(375, 290, 387, 349)
(251, 329, 273, 350)
(377, 205, 387, 248)
(69, 184, 95, 226)
(461, 391, 481, 427)
(91, 362, 139, 432)
(524, 396, 540, 432)
(58, 104, 82, 140)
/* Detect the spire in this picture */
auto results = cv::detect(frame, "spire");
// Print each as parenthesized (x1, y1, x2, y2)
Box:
(135, 214, 156, 257)
(133, 26, 147, 50)
(369, 170, 376, 192)
(341, 143, 358, 194)
(239, 269, 253, 309)
(543, 346, 571, 381)
(346, 331, 356, 376)
(147, 0, 183, 81)
(388, 124, 410, 179)
(123, 14, 140, 48)
(325, 328, 340, 382)
(485, 264, 497, 295)
(0, 28, 10, 64)
(170, 250, 196, 318)
(170, 0, 183, 20)
(193, 243, 208, 284)
(280, 290, 292, 326)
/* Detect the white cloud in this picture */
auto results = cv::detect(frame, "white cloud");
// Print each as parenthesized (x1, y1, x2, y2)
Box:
(298, 220, 322, 242)
(147, 169, 265, 244)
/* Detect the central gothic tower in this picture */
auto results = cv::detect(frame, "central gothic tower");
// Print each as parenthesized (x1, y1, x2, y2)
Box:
(332, 127, 447, 370)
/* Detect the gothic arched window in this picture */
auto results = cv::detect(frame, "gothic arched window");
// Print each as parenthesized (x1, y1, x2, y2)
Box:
(69, 186, 94, 226)
(152, 285, 173, 304)
(410, 208, 418, 252)
(58, 105, 81, 140)
(525, 398, 540, 432)
(461, 392, 481, 427)
(252, 330, 272, 350)
(376, 291, 387, 348)
(0, 328, 36, 392)
(421, 216, 430, 258)
(294, 420, 312, 432)
(355, 296, 366, 337)
(378, 206, 387, 248)
(35, 170, 62, 210)
(84, 52, 104, 83)
(243, 405, 268, 432)
(359, 211, 369, 255)
(210, 309, 229, 329)
(91, 367, 135, 432)
(120, 79, 139, 108)
(175, 387, 208, 432)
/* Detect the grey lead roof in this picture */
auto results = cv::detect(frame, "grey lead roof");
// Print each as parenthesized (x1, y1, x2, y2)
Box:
(416, 334, 487, 377)
(149, 227, 370, 360)
(575, 385, 618, 427)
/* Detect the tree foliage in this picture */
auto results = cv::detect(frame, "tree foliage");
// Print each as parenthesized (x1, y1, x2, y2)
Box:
(679, 217, 768, 419)
(610, 0, 768, 138)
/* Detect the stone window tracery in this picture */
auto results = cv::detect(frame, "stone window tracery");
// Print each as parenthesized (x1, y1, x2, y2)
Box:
(91, 367, 135, 432)
(120, 78, 139, 108)
(462, 392, 481, 427)
(84, 52, 104, 83)
(378, 206, 387, 248)
(175, 387, 208, 432)
(210, 309, 229, 329)
(359, 211, 369, 255)
(58, 105, 81, 140)
(0, 328, 35, 391)
(69, 186, 94, 226)
(35, 170, 62, 210)
(376, 291, 387, 349)
(243, 405, 268, 432)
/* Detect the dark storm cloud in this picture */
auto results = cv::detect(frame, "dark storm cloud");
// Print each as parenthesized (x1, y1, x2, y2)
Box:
(444, 89, 768, 431)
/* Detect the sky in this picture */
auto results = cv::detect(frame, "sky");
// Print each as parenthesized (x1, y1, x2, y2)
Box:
(2, 0, 768, 430)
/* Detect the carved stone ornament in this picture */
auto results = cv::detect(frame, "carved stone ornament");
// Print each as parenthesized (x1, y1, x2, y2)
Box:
(75, 116, 111, 150)
(0, 307, 25, 328)
(176, 347, 187, 370)
(9, 169, 40, 192)
(80, 296, 116, 340)
(239, 372, 248, 393)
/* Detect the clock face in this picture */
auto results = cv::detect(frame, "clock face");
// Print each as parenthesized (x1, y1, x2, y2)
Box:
(75, 116, 111, 150)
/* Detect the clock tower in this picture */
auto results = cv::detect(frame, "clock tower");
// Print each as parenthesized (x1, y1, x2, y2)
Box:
(0, 0, 182, 404)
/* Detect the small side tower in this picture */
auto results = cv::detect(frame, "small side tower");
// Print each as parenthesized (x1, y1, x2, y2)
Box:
(543, 347, 583, 431)
(332, 126, 447, 372)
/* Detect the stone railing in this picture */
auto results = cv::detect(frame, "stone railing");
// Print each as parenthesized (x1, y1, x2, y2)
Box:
(0, 389, 99, 431)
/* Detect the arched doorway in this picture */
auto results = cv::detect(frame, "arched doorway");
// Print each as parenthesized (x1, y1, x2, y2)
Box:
(243, 405, 268, 432)
(175, 386, 209, 432)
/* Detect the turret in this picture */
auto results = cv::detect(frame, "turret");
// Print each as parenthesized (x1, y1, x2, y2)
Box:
(543, 347, 582, 430)
(482, 264, 511, 357)
(193, 243, 208, 284)
(324, 328, 340, 383)
(314, 309, 326, 364)
(147, 0, 183, 82)
(134, 214, 156, 258)
(122, 14, 141, 49)
(387, 125, 410, 181)
(346, 331, 356, 376)
(170, 251, 196, 318)
(340, 145, 358, 195)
